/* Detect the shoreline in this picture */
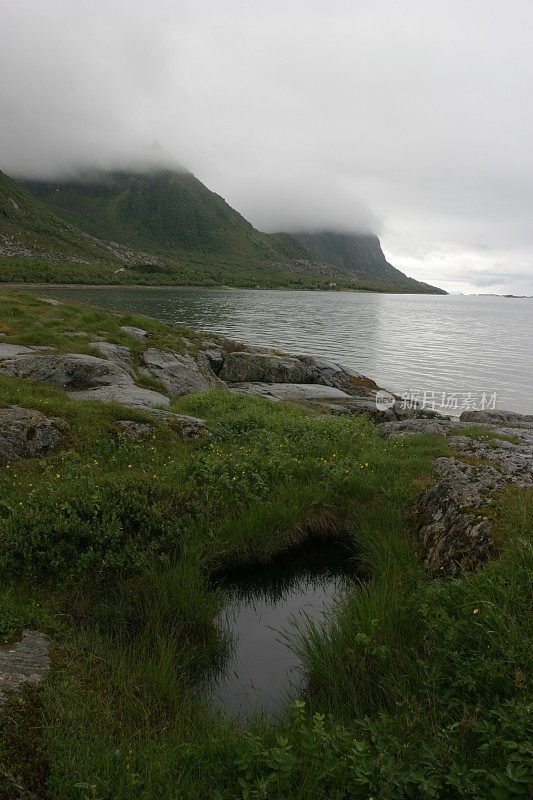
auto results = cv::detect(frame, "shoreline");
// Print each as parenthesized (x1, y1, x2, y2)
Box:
(0, 281, 445, 295)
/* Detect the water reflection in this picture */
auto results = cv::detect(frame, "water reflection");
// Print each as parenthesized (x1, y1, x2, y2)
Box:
(206, 540, 357, 721)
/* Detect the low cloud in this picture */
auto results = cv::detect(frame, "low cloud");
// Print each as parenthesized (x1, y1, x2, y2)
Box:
(1, 0, 532, 292)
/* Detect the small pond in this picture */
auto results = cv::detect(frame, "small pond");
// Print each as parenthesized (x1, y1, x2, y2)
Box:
(205, 540, 359, 721)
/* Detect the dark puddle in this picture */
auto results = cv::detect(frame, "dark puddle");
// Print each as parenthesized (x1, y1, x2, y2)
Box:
(205, 539, 358, 721)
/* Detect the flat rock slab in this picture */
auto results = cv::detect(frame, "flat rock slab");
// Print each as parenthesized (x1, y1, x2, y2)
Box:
(0, 352, 131, 390)
(0, 343, 41, 358)
(379, 418, 455, 438)
(0, 405, 64, 466)
(0, 631, 51, 704)
(70, 384, 170, 409)
(0, 351, 171, 410)
(461, 409, 533, 429)
(229, 382, 352, 402)
(116, 420, 156, 439)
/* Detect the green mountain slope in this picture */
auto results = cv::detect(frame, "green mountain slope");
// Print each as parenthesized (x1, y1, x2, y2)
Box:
(2, 167, 445, 292)
(0, 170, 119, 263)
(22, 169, 312, 263)
(292, 230, 443, 292)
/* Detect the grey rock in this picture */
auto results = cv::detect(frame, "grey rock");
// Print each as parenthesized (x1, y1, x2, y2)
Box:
(379, 418, 454, 438)
(413, 457, 506, 576)
(229, 382, 352, 402)
(141, 348, 223, 396)
(0, 343, 40, 358)
(120, 325, 148, 339)
(92, 341, 134, 373)
(116, 420, 156, 439)
(300, 354, 380, 397)
(312, 397, 396, 421)
(219, 352, 314, 384)
(0, 405, 65, 466)
(138, 408, 209, 437)
(447, 429, 533, 488)
(460, 409, 533, 429)
(70, 383, 170, 409)
(39, 297, 61, 306)
(0, 631, 51, 704)
(0, 352, 131, 390)
(318, 402, 353, 416)
(394, 405, 445, 420)
(0, 351, 170, 410)
(197, 347, 225, 375)
(411, 418, 533, 576)
(116, 412, 210, 440)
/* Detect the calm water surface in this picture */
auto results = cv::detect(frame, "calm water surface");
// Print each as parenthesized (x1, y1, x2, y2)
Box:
(39, 287, 533, 413)
(207, 541, 357, 720)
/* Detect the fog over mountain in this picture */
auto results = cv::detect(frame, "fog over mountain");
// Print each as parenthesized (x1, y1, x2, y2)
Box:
(1, 0, 532, 294)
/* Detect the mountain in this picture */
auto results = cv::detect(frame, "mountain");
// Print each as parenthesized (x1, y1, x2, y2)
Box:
(0, 170, 118, 264)
(0, 167, 445, 292)
(291, 230, 441, 292)
(22, 169, 310, 263)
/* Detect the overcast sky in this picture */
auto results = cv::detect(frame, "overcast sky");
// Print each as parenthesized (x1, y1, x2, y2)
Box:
(1, 0, 532, 294)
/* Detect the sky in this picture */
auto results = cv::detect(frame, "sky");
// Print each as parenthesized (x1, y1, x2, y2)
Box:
(1, 0, 532, 294)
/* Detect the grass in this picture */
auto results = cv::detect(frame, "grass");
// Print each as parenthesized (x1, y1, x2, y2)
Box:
(0, 253, 416, 292)
(0, 292, 531, 798)
(451, 425, 522, 445)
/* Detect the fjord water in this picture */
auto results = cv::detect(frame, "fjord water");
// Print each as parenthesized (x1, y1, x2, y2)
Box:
(41, 288, 532, 413)
(207, 541, 356, 720)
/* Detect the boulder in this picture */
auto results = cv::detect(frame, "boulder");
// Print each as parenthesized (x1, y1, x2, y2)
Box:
(413, 457, 506, 576)
(379, 418, 454, 438)
(116, 415, 209, 439)
(0, 352, 131, 390)
(120, 325, 148, 339)
(0, 405, 64, 465)
(92, 341, 134, 373)
(219, 351, 314, 384)
(141, 348, 223, 396)
(218, 351, 382, 400)
(197, 347, 226, 375)
(0, 630, 51, 704)
(301, 355, 380, 397)
(410, 415, 533, 576)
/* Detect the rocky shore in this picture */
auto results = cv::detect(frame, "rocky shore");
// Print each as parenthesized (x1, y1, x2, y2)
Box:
(0, 307, 531, 702)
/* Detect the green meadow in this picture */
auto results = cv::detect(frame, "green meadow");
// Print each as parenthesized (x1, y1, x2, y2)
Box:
(0, 292, 531, 799)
